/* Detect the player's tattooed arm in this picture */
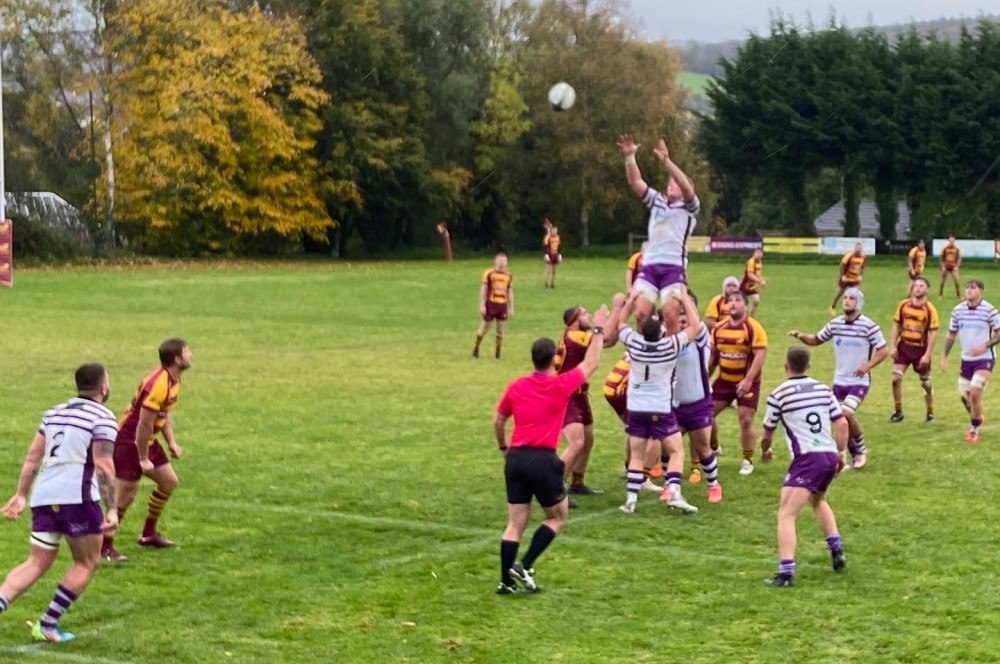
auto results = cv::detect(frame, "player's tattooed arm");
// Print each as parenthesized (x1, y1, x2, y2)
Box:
(984, 331, 1000, 350)
(942, 334, 956, 357)
(94, 441, 118, 511)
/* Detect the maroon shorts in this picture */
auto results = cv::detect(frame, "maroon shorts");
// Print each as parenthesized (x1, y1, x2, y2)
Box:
(712, 378, 761, 410)
(838, 278, 860, 290)
(605, 393, 627, 423)
(544, 252, 562, 264)
(943, 266, 957, 273)
(894, 342, 930, 375)
(483, 301, 508, 321)
(563, 393, 594, 427)
(114, 439, 170, 482)
(31, 502, 103, 538)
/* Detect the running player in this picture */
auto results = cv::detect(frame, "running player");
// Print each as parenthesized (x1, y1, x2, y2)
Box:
(543, 222, 561, 288)
(829, 243, 866, 314)
(555, 296, 625, 497)
(625, 242, 647, 292)
(941, 280, 1000, 442)
(888, 277, 938, 423)
(760, 346, 848, 587)
(939, 236, 962, 299)
(789, 287, 889, 470)
(103, 339, 192, 562)
(907, 239, 926, 295)
(740, 248, 765, 317)
(617, 134, 699, 327)
(709, 292, 768, 475)
(704, 276, 740, 332)
(0, 364, 118, 642)
(616, 292, 700, 513)
(474, 253, 514, 359)
(667, 291, 722, 502)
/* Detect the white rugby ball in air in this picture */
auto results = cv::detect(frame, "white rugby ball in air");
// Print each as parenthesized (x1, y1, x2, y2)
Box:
(548, 82, 576, 111)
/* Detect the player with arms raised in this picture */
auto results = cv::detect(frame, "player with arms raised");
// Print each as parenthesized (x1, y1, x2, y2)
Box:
(542, 221, 561, 289)
(616, 292, 701, 513)
(888, 277, 938, 423)
(789, 288, 889, 469)
(473, 253, 514, 360)
(941, 280, 1000, 442)
(760, 347, 849, 587)
(939, 236, 962, 299)
(616, 134, 699, 327)
(829, 243, 866, 314)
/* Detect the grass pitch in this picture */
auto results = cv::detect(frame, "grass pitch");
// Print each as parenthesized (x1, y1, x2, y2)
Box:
(0, 256, 998, 662)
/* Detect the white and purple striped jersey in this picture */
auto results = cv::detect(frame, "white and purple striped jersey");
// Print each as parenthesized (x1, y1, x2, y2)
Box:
(763, 377, 844, 458)
(949, 300, 1000, 361)
(815, 315, 887, 387)
(620, 326, 690, 413)
(30, 398, 118, 507)
(640, 187, 699, 268)
(673, 322, 712, 406)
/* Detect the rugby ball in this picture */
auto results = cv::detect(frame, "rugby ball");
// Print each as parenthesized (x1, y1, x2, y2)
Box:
(548, 82, 576, 111)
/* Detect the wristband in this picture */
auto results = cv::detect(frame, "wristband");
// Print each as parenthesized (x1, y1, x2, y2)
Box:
(625, 153, 636, 165)
(592, 326, 604, 336)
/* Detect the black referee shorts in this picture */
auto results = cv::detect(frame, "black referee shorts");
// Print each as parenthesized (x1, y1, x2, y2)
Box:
(504, 447, 566, 508)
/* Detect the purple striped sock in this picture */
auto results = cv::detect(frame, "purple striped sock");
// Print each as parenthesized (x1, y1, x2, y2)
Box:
(666, 471, 682, 487)
(0, 594, 9, 613)
(700, 453, 719, 484)
(826, 534, 842, 552)
(660, 456, 669, 476)
(778, 559, 795, 577)
(626, 470, 643, 496)
(39, 585, 77, 628)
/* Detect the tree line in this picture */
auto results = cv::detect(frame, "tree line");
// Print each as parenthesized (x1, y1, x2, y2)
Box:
(2, 0, 710, 256)
(700, 18, 1000, 240)
(4, 1, 999, 258)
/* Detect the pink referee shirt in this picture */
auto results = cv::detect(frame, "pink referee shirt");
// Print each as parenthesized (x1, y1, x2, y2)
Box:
(496, 367, 586, 449)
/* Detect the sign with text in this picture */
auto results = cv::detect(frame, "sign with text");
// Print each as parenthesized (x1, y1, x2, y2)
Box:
(709, 237, 763, 253)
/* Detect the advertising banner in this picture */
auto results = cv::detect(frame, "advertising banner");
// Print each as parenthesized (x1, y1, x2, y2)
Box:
(709, 237, 763, 253)
(931, 238, 997, 259)
(819, 237, 876, 255)
(687, 236, 711, 253)
(763, 237, 820, 254)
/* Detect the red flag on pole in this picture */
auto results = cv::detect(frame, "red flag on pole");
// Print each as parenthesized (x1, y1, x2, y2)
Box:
(0, 220, 12, 288)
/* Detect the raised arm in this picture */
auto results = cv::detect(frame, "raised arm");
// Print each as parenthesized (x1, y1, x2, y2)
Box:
(578, 305, 612, 377)
(617, 134, 648, 198)
(679, 294, 701, 341)
(653, 139, 695, 201)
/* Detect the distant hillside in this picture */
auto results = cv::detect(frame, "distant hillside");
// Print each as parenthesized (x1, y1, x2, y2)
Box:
(679, 14, 1000, 76)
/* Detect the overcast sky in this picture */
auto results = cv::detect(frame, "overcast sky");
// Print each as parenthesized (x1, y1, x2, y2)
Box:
(626, 1, 994, 43)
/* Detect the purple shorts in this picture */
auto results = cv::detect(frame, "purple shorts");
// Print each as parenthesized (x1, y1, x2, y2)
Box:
(783, 452, 840, 494)
(961, 359, 995, 381)
(833, 384, 868, 406)
(31, 502, 103, 538)
(635, 263, 687, 293)
(625, 411, 679, 441)
(674, 399, 714, 432)
(483, 301, 508, 322)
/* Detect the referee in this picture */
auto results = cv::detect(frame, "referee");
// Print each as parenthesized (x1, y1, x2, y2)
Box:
(493, 297, 618, 594)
